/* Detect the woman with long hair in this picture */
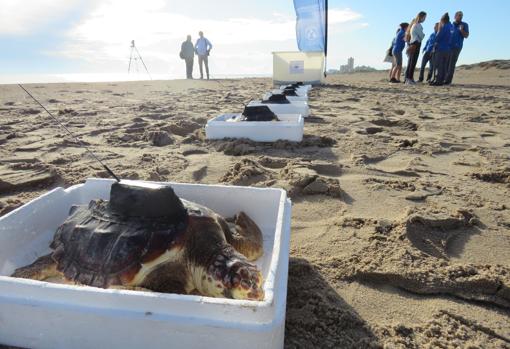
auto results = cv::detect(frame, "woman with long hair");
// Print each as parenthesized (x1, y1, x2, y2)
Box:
(404, 11, 427, 85)
(389, 22, 409, 83)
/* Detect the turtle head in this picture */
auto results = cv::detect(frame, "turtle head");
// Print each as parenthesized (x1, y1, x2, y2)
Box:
(200, 249, 264, 301)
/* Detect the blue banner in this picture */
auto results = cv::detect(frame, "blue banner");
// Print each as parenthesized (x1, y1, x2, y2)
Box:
(293, 0, 327, 53)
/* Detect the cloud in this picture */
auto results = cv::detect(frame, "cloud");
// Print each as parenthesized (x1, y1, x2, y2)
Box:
(48, 1, 366, 75)
(0, 0, 81, 35)
(329, 8, 363, 24)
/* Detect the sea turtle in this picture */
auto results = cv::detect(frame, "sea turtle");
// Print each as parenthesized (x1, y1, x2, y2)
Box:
(12, 182, 265, 300)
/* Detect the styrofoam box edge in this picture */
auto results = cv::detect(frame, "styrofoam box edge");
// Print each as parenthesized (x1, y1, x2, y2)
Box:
(0, 179, 291, 332)
(205, 114, 304, 142)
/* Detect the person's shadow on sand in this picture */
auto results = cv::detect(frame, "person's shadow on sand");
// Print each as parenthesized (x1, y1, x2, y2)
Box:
(285, 258, 379, 348)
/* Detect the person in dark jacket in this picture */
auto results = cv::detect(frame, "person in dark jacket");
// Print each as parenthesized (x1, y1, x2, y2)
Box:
(389, 23, 409, 83)
(431, 13, 453, 86)
(445, 11, 470, 84)
(418, 22, 438, 83)
(181, 35, 195, 79)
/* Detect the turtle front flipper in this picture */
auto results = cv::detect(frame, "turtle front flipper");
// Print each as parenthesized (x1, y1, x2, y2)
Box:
(221, 212, 263, 261)
(11, 254, 64, 282)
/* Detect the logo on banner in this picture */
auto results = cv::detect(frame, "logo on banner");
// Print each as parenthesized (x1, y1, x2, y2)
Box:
(305, 26, 318, 42)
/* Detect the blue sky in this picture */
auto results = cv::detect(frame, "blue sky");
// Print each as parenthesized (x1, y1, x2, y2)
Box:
(0, 0, 508, 82)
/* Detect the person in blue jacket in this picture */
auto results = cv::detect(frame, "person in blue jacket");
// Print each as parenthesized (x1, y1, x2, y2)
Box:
(389, 22, 409, 83)
(418, 23, 438, 83)
(430, 13, 453, 86)
(445, 11, 470, 84)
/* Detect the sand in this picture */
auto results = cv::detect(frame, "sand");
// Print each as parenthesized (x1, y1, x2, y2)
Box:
(1, 62, 510, 348)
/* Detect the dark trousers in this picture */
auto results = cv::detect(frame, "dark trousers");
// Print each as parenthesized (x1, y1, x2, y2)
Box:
(419, 51, 434, 82)
(185, 58, 194, 79)
(445, 47, 462, 84)
(405, 42, 421, 80)
(434, 51, 450, 84)
(198, 55, 209, 79)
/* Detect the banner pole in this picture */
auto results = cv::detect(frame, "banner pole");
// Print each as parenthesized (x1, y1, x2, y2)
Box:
(324, 0, 328, 77)
(324, 0, 328, 57)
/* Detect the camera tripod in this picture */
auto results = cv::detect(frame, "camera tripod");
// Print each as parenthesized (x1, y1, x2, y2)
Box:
(128, 40, 152, 80)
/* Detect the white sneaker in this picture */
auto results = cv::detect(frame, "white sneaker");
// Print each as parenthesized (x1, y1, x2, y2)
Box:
(405, 78, 416, 85)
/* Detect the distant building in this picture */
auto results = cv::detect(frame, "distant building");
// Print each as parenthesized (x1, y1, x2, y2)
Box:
(333, 57, 377, 74)
(348, 57, 354, 71)
(340, 57, 355, 74)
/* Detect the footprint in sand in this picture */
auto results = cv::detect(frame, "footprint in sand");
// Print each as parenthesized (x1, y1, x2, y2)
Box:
(405, 209, 478, 259)
(365, 153, 424, 177)
(143, 130, 174, 147)
(20, 108, 41, 115)
(220, 158, 344, 199)
(332, 208, 510, 309)
(0, 161, 60, 195)
(163, 120, 201, 137)
(212, 134, 336, 156)
(471, 168, 510, 184)
(181, 145, 208, 157)
(480, 132, 510, 148)
(359, 126, 384, 135)
(370, 118, 418, 131)
(308, 162, 343, 177)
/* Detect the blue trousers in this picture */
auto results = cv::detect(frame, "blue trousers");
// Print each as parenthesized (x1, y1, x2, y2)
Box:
(419, 51, 434, 82)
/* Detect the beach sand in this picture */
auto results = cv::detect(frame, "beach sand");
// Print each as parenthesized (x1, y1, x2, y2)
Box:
(1, 62, 509, 348)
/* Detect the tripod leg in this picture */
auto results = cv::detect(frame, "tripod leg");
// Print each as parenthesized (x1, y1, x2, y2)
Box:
(135, 47, 152, 80)
(128, 47, 134, 73)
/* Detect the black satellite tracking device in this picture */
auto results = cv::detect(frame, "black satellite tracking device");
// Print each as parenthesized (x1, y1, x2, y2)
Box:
(18, 84, 121, 182)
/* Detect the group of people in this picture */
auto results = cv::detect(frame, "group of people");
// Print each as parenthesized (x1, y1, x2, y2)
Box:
(388, 10, 469, 86)
(180, 31, 213, 80)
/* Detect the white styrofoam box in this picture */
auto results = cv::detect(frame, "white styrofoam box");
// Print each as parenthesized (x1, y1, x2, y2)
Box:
(272, 51, 325, 85)
(263, 92, 307, 102)
(0, 178, 292, 349)
(280, 84, 312, 93)
(206, 114, 304, 142)
(248, 100, 310, 118)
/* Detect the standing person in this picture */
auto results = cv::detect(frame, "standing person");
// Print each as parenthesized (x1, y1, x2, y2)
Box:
(404, 11, 427, 85)
(418, 23, 439, 83)
(431, 13, 453, 86)
(386, 29, 399, 81)
(195, 31, 213, 80)
(445, 11, 470, 84)
(180, 35, 195, 79)
(389, 23, 409, 83)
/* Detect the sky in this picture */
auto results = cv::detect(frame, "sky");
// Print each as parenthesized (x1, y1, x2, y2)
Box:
(0, 0, 509, 83)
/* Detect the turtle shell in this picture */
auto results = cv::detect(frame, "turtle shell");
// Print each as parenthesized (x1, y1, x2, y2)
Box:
(50, 182, 189, 288)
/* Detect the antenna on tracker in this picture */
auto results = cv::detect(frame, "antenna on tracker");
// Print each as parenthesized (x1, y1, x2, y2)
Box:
(18, 84, 121, 182)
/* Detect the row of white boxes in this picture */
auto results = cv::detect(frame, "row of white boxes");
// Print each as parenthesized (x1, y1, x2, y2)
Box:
(205, 84, 312, 142)
(0, 86, 305, 349)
